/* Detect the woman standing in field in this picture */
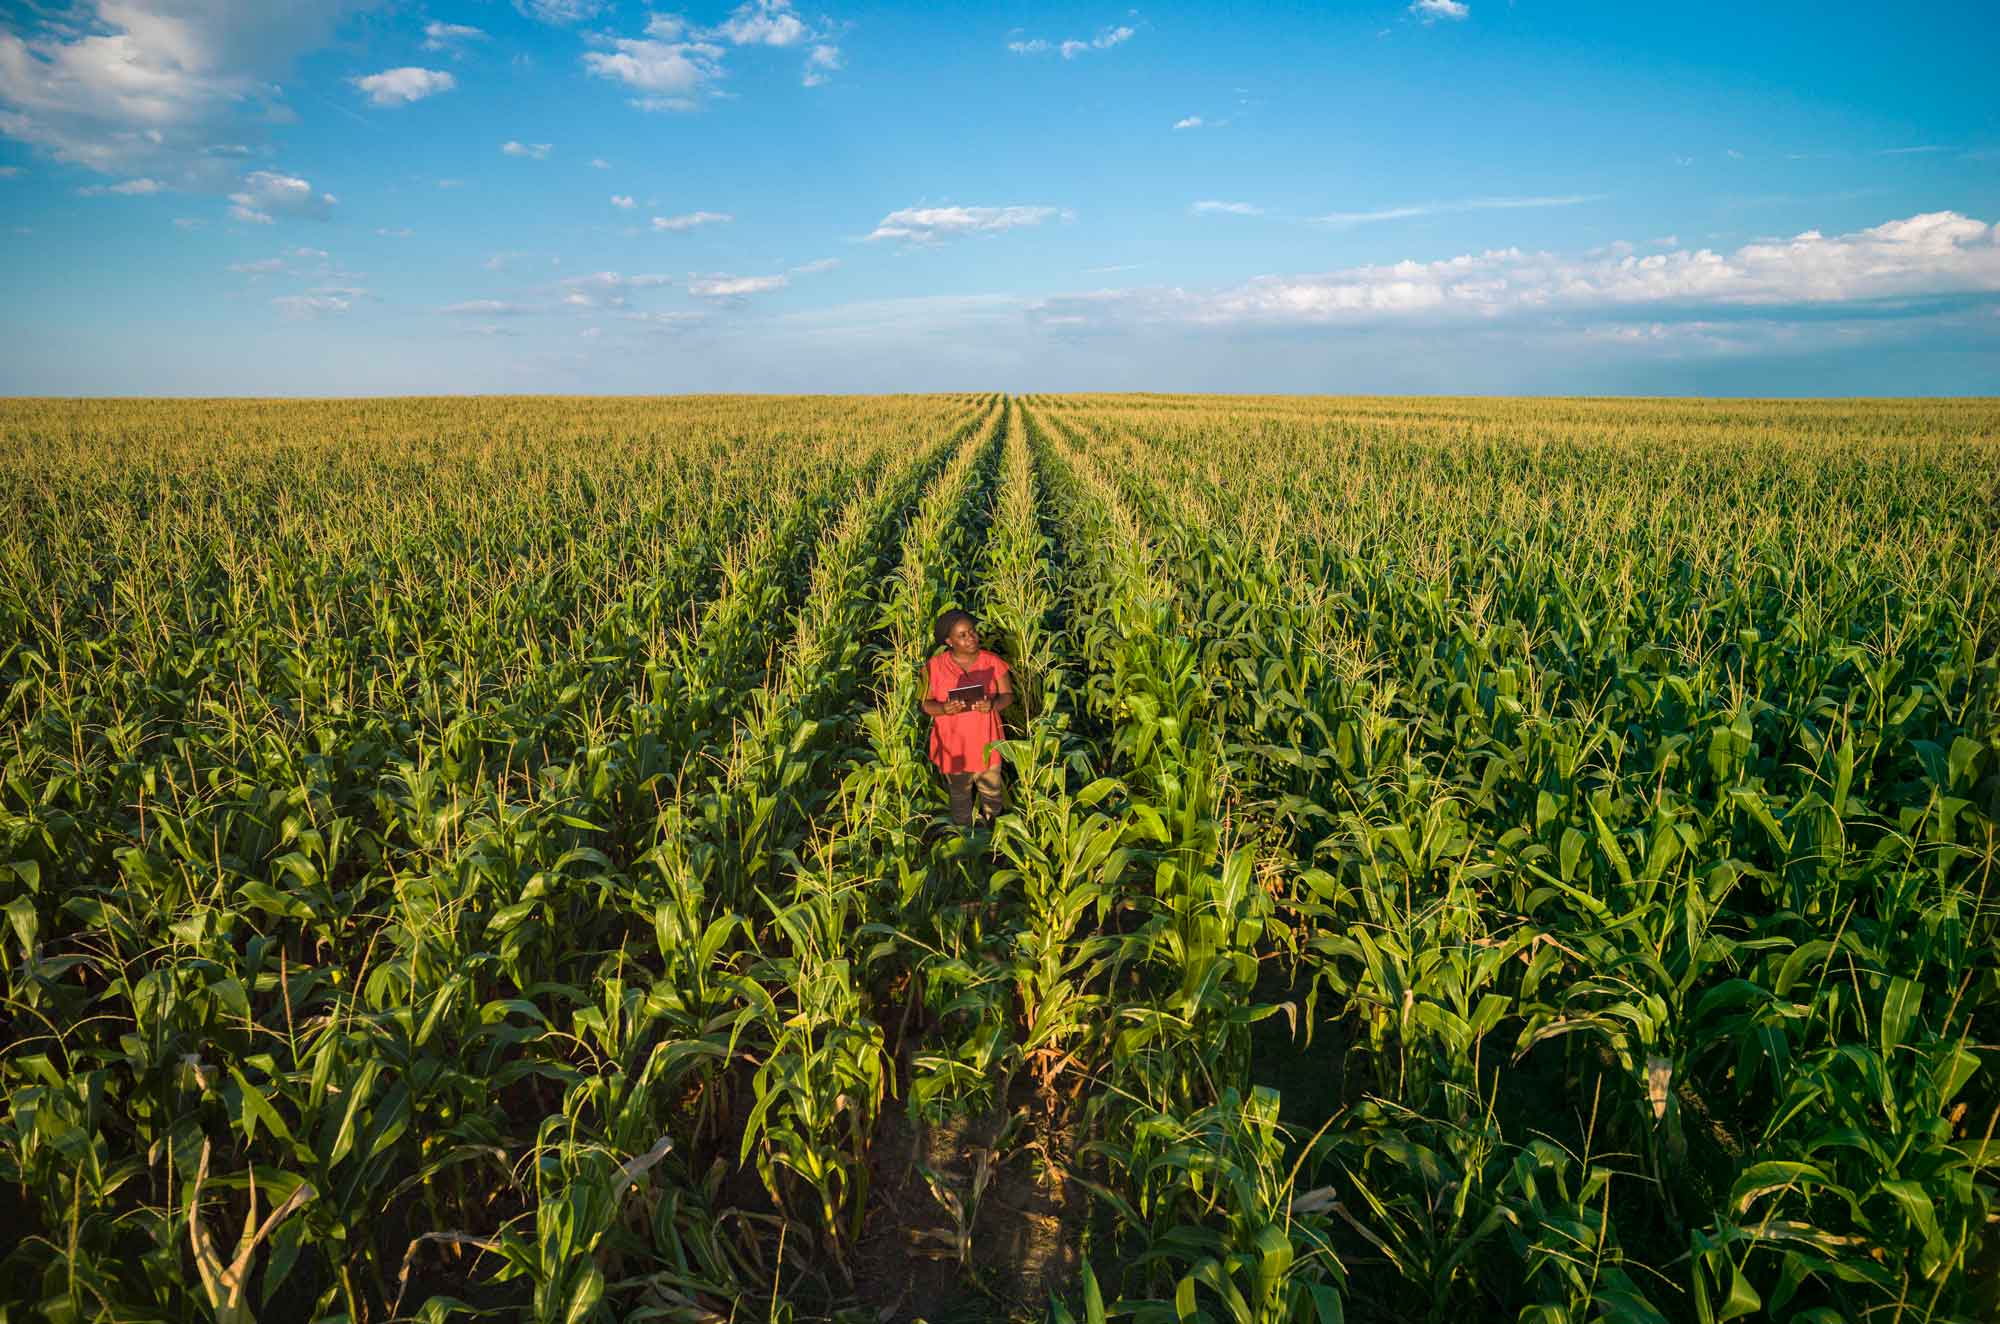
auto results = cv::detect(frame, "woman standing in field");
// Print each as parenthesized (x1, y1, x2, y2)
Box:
(922, 609, 1014, 828)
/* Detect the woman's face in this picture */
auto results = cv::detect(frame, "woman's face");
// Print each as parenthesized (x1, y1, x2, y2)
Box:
(947, 619, 979, 652)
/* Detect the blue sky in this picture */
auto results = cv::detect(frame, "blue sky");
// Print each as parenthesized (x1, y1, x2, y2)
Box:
(1, 0, 1996, 395)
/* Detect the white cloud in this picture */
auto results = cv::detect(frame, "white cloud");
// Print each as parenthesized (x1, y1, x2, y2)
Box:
(1881, 145, 1946, 155)
(582, 25, 725, 111)
(709, 0, 841, 88)
(791, 257, 839, 274)
(483, 250, 529, 271)
(1009, 24, 1133, 59)
(1409, 0, 1470, 21)
(228, 169, 334, 224)
(1173, 116, 1204, 130)
(715, 0, 807, 47)
(272, 293, 353, 317)
(588, 157, 611, 169)
(652, 210, 732, 231)
(173, 216, 204, 228)
(616, 309, 708, 334)
(563, 270, 672, 297)
(442, 298, 533, 315)
(690, 273, 788, 296)
(436, 177, 464, 188)
(611, 194, 635, 208)
(1062, 27, 1133, 59)
(229, 257, 285, 273)
(866, 204, 1062, 243)
(1315, 194, 1600, 225)
(803, 43, 840, 86)
(1192, 199, 1261, 216)
(516, 0, 601, 23)
(0, 1, 374, 174)
(1032, 211, 2000, 330)
(422, 22, 485, 52)
(502, 140, 552, 159)
(352, 67, 455, 106)
(585, 6, 833, 105)
(0, 165, 20, 177)
(79, 176, 166, 195)
(376, 225, 412, 236)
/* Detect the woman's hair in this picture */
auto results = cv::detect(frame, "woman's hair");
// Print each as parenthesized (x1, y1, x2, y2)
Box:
(933, 609, 975, 650)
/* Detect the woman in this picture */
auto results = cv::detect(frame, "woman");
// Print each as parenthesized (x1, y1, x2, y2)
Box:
(921, 609, 1014, 827)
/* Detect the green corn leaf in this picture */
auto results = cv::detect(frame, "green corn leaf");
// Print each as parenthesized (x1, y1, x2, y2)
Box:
(1559, 827, 1587, 882)
(1083, 1258, 1107, 1324)
(229, 1068, 293, 1147)
(1932, 1046, 1980, 1104)
(1731, 1159, 1831, 1213)
(1717, 1262, 1762, 1322)
(1878, 976, 1920, 1061)
(1589, 802, 1634, 887)
(1252, 1223, 1292, 1306)
(3, 895, 36, 959)
(1307, 1284, 1345, 1324)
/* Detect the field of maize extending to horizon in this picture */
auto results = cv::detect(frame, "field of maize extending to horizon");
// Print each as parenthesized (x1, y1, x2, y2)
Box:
(2, 393, 1997, 1324)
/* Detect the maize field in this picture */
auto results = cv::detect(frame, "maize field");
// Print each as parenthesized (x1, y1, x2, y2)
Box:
(2, 393, 1996, 1324)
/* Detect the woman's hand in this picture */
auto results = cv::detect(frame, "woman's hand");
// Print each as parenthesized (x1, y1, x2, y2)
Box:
(971, 698, 992, 713)
(945, 699, 969, 715)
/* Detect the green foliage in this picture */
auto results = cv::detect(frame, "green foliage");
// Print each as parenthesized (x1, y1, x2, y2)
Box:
(1, 392, 1994, 1324)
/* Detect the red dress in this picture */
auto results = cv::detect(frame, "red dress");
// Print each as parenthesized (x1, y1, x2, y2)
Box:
(926, 649, 1009, 773)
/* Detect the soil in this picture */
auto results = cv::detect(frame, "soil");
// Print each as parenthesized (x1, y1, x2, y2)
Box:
(850, 1092, 1083, 1323)
(1247, 961, 1349, 1135)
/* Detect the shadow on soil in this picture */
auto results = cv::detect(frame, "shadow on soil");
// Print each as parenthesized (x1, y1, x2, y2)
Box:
(851, 1093, 1082, 1323)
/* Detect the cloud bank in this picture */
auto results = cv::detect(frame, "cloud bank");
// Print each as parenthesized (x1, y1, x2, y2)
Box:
(1034, 211, 2000, 329)
(866, 204, 1063, 243)
(0, 0, 376, 174)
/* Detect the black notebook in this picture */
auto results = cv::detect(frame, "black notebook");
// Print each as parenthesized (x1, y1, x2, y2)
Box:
(946, 679, 986, 704)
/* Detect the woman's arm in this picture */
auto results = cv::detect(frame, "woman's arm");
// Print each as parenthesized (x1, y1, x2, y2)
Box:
(974, 668, 1015, 716)
(920, 655, 965, 717)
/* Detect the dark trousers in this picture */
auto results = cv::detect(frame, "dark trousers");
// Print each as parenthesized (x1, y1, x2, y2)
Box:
(946, 768, 1006, 826)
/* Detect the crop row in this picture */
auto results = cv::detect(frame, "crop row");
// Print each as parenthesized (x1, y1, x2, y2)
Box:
(0, 396, 994, 1320)
(1026, 394, 1998, 1322)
